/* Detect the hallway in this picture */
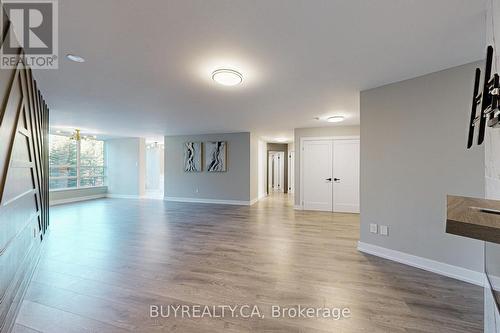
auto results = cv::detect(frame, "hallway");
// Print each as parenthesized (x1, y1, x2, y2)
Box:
(15, 196, 482, 332)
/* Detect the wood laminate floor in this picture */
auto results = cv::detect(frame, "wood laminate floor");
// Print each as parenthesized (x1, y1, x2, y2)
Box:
(14, 194, 483, 332)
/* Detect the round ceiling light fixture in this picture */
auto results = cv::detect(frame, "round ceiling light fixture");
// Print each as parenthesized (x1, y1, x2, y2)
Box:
(212, 69, 243, 86)
(327, 116, 345, 123)
(66, 54, 85, 63)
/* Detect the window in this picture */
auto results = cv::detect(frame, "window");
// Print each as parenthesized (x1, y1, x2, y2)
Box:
(80, 140, 105, 187)
(49, 135, 77, 189)
(49, 134, 106, 190)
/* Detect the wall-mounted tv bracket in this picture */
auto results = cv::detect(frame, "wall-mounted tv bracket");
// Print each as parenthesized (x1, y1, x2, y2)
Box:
(467, 45, 500, 148)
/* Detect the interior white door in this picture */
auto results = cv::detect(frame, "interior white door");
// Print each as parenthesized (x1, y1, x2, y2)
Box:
(278, 152, 284, 191)
(302, 140, 333, 211)
(272, 153, 281, 190)
(268, 154, 273, 192)
(333, 139, 360, 213)
(288, 151, 295, 193)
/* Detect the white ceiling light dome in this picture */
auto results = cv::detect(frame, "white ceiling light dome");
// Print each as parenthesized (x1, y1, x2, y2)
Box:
(66, 54, 85, 63)
(212, 69, 243, 86)
(327, 116, 345, 123)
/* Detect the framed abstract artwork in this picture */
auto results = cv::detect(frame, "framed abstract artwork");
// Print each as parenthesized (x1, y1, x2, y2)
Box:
(205, 141, 226, 172)
(184, 142, 202, 172)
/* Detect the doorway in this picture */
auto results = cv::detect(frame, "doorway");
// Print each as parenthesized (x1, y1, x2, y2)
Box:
(300, 137, 359, 213)
(266, 143, 289, 196)
(145, 141, 164, 199)
(268, 151, 285, 192)
(288, 151, 295, 193)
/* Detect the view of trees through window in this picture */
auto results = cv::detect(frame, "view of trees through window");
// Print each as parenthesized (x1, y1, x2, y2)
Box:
(49, 134, 105, 189)
(80, 139, 105, 187)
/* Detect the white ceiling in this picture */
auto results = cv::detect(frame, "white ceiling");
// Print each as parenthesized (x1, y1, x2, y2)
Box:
(36, 0, 487, 141)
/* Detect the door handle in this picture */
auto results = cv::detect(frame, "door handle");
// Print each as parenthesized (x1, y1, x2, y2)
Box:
(326, 178, 332, 182)
(334, 178, 341, 182)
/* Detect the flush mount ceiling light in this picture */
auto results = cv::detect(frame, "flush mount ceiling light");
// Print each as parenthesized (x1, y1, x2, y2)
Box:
(327, 116, 345, 123)
(275, 138, 287, 143)
(212, 69, 243, 86)
(66, 54, 85, 63)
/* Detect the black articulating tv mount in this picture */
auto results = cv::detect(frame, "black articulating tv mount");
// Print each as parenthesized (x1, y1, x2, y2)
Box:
(467, 45, 500, 148)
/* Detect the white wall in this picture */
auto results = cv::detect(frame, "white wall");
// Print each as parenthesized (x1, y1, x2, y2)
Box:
(106, 138, 146, 197)
(360, 62, 485, 273)
(146, 145, 164, 191)
(484, 0, 500, 330)
(294, 126, 360, 206)
(257, 140, 267, 200)
(485, 0, 500, 200)
(250, 133, 259, 201)
(138, 140, 146, 196)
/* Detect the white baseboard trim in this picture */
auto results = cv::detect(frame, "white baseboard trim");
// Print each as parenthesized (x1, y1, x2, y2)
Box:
(50, 194, 106, 206)
(486, 273, 500, 290)
(164, 196, 253, 206)
(357, 241, 485, 287)
(249, 198, 259, 206)
(249, 193, 268, 206)
(294, 205, 303, 210)
(107, 194, 144, 199)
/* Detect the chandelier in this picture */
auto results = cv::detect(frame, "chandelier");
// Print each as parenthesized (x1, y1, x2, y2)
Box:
(69, 129, 96, 142)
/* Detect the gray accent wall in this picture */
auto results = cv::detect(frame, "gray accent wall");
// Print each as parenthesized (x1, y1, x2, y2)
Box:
(164, 132, 252, 202)
(294, 126, 360, 206)
(360, 62, 485, 272)
(106, 138, 146, 196)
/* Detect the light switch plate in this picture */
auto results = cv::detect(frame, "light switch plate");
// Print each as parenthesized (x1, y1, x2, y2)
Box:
(370, 223, 378, 234)
(380, 225, 389, 236)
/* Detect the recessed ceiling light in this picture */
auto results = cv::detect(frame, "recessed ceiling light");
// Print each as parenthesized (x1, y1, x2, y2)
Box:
(212, 69, 243, 86)
(66, 54, 85, 63)
(327, 116, 345, 123)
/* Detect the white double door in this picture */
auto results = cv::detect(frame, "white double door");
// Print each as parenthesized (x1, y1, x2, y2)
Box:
(302, 138, 359, 213)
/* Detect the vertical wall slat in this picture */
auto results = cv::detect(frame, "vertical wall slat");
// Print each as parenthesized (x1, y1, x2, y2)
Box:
(0, 5, 50, 331)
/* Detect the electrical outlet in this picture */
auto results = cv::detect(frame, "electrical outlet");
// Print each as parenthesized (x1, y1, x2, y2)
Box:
(194, 188, 199, 193)
(370, 223, 378, 234)
(380, 225, 389, 236)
